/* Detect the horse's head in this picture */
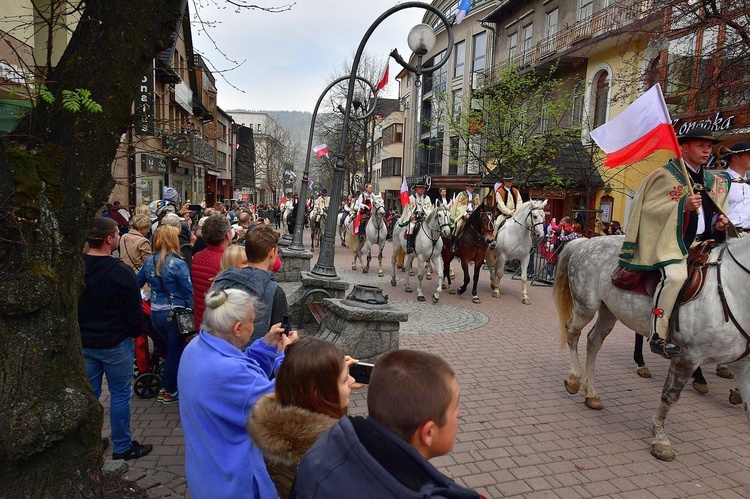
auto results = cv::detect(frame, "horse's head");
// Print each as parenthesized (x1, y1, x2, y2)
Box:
(472, 201, 496, 245)
(526, 199, 547, 239)
(372, 194, 386, 218)
(434, 204, 452, 238)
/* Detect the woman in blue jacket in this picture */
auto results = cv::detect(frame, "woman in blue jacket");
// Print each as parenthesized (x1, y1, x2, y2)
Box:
(138, 225, 193, 404)
(178, 288, 297, 498)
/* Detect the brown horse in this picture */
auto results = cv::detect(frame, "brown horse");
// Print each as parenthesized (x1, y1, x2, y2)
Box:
(441, 199, 495, 303)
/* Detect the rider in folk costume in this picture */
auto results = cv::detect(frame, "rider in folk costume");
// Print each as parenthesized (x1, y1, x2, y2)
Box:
(286, 193, 299, 234)
(435, 187, 451, 208)
(450, 180, 481, 252)
(494, 176, 523, 236)
(400, 177, 434, 254)
(312, 188, 330, 225)
(340, 195, 353, 227)
(620, 127, 730, 358)
(353, 183, 374, 240)
(719, 142, 750, 237)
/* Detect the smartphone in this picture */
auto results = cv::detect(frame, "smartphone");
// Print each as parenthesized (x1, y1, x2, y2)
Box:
(280, 313, 291, 336)
(188, 204, 202, 213)
(349, 362, 374, 384)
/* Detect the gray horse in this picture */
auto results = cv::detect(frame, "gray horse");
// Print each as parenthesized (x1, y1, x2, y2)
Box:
(554, 235, 750, 461)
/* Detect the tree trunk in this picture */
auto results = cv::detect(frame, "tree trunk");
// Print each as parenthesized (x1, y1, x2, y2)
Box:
(0, 1, 183, 496)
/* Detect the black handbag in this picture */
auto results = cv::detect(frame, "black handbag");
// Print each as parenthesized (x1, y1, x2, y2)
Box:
(155, 258, 196, 337)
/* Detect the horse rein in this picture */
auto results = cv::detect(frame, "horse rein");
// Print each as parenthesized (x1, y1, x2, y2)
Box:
(419, 209, 451, 260)
(714, 242, 750, 360)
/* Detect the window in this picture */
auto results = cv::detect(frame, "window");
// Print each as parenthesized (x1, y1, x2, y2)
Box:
(449, 136, 460, 175)
(454, 41, 465, 78)
(572, 79, 585, 127)
(472, 32, 487, 74)
(420, 134, 443, 175)
(545, 9, 558, 39)
(593, 70, 609, 128)
(217, 151, 227, 170)
(433, 50, 448, 94)
(579, 0, 593, 20)
(521, 24, 533, 65)
(664, 33, 696, 114)
(508, 32, 518, 62)
(452, 89, 463, 123)
(381, 157, 402, 177)
(382, 123, 403, 146)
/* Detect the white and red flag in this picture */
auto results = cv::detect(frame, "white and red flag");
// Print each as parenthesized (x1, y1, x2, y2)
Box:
(400, 177, 410, 207)
(376, 62, 389, 93)
(313, 144, 329, 158)
(590, 83, 681, 168)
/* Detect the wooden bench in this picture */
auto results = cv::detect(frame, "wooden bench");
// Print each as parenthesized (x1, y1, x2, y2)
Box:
(306, 302, 328, 324)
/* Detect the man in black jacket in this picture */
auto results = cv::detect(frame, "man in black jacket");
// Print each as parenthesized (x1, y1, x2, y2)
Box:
(78, 217, 153, 461)
(292, 350, 481, 499)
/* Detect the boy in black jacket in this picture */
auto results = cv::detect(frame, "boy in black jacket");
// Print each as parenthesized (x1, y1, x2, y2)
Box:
(292, 350, 483, 499)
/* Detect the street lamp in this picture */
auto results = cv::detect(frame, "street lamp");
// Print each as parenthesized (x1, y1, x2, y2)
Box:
(309, 1, 453, 279)
(287, 75, 378, 253)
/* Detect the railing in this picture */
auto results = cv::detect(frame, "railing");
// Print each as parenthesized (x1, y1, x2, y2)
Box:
(485, 0, 651, 82)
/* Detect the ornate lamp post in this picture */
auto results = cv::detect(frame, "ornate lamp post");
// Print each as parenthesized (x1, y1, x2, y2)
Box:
(287, 76, 378, 252)
(310, 1, 453, 278)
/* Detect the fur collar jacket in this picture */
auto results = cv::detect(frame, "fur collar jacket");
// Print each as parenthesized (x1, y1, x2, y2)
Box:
(248, 394, 338, 498)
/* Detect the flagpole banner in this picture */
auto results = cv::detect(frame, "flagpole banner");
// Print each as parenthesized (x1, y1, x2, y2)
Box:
(313, 144, 329, 158)
(455, 0, 471, 24)
(400, 177, 410, 207)
(590, 83, 681, 168)
(376, 62, 390, 93)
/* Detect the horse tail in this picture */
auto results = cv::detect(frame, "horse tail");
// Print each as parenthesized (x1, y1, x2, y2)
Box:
(553, 242, 575, 349)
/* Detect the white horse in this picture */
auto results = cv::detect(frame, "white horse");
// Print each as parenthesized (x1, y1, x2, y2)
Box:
(554, 235, 750, 461)
(348, 194, 387, 275)
(486, 200, 547, 305)
(391, 203, 452, 303)
(281, 204, 294, 236)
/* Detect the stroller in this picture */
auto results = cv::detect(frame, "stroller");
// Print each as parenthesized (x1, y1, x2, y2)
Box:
(133, 300, 167, 399)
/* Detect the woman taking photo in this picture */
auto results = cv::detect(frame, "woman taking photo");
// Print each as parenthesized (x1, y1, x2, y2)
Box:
(247, 337, 355, 498)
(137, 225, 193, 404)
(178, 289, 297, 499)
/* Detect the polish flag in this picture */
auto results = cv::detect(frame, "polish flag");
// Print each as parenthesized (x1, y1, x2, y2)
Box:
(400, 178, 410, 207)
(280, 195, 287, 205)
(590, 83, 681, 168)
(313, 144, 329, 158)
(376, 63, 389, 93)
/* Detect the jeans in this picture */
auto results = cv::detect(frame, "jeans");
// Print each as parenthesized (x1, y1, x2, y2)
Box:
(84, 338, 134, 454)
(151, 309, 185, 394)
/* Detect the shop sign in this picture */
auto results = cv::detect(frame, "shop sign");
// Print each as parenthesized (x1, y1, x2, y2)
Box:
(529, 188, 566, 199)
(672, 112, 735, 136)
(134, 66, 154, 136)
(141, 153, 166, 173)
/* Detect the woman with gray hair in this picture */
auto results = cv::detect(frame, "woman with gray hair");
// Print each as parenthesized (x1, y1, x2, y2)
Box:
(178, 288, 297, 499)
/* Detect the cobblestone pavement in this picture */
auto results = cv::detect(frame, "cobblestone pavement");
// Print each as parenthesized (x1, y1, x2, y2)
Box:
(101, 232, 750, 497)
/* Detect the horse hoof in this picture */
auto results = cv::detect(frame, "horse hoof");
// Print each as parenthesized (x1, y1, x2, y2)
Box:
(716, 366, 734, 379)
(522, 298, 531, 305)
(636, 366, 652, 378)
(426, 274, 432, 280)
(432, 295, 439, 304)
(417, 295, 425, 302)
(564, 379, 580, 394)
(651, 442, 675, 461)
(692, 380, 709, 394)
(378, 270, 384, 277)
(409, 271, 415, 277)
(448, 288, 456, 295)
(472, 296, 480, 304)
(492, 290, 500, 298)
(352, 265, 357, 271)
(442, 284, 447, 290)
(363, 268, 368, 274)
(405, 287, 412, 293)
(391, 278, 397, 287)
(729, 388, 743, 405)
(584, 396, 603, 410)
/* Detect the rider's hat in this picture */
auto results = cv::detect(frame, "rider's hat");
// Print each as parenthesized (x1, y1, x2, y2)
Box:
(414, 179, 428, 188)
(321, 188, 328, 194)
(676, 126, 721, 145)
(503, 175, 514, 182)
(718, 142, 750, 159)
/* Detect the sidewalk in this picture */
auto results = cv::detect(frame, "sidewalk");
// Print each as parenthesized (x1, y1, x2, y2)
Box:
(102, 236, 750, 498)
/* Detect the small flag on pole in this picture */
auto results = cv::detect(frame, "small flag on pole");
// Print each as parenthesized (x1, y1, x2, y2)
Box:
(308, 177, 314, 189)
(455, 0, 471, 24)
(313, 144, 329, 158)
(590, 83, 681, 168)
(376, 62, 390, 93)
(400, 178, 410, 207)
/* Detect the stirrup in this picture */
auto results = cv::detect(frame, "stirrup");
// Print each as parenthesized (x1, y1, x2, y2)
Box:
(649, 337, 683, 359)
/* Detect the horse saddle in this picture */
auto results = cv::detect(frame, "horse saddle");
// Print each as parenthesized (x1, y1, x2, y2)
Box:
(611, 240, 716, 304)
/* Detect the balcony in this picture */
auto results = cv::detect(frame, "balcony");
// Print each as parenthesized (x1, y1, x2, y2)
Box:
(484, 0, 652, 82)
(163, 132, 215, 166)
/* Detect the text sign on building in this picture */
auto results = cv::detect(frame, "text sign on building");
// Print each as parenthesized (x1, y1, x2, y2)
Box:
(141, 153, 167, 173)
(134, 65, 154, 136)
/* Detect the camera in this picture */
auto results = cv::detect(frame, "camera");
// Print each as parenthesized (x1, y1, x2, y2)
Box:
(349, 362, 374, 384)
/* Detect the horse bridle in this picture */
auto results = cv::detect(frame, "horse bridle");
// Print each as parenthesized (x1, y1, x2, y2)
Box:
(509, 207, 545, 235)
(465, 209, 494, 244)
(419, 208, 451, 260)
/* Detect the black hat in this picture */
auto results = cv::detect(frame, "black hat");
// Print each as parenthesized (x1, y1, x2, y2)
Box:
(503, 176, 514, 182)
(465, 180, 477, 187)
(321, 188, 328, 194)
(718, 142, 750, 159)
(676, 126, 721, 145)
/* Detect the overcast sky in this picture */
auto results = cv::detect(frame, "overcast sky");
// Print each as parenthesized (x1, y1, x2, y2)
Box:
(191, 0, 427, 113)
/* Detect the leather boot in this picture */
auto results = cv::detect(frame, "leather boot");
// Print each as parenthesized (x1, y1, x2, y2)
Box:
(649, 335, 683, 358)
(406, 233, 415, 254)
(450, 235, 458, 253)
